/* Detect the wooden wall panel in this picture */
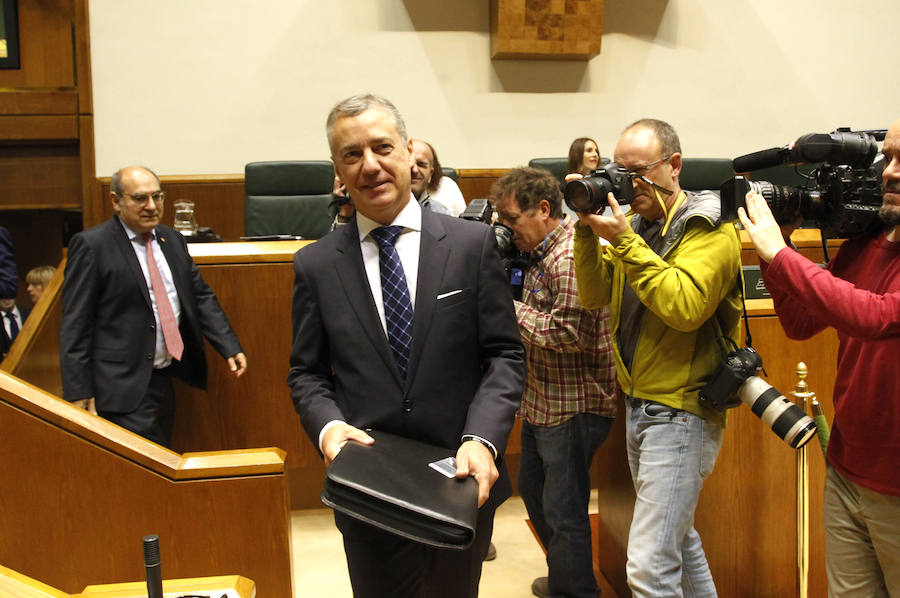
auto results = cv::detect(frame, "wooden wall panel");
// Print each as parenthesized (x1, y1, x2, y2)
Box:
(0, 145, 81, 209)
(458, 168, 507, 203)
(0, 0, 76, 89)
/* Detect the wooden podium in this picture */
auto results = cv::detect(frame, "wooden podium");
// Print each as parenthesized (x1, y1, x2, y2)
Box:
(0, 565, 255, 598)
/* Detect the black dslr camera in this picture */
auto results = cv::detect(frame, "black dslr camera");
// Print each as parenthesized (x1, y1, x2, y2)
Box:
(563, 162, 635, 214)
(699, 346, 817, 449)
(460, 199, 531, 300)
(722, 128, 886, 238)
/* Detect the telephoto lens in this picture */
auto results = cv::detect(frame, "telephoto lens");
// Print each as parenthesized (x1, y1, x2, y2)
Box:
(738, 377, 818, 448)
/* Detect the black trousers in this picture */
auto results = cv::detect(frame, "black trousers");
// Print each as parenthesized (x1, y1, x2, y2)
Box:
(335, 503, 496, 598)
(98, 368, 176, 447)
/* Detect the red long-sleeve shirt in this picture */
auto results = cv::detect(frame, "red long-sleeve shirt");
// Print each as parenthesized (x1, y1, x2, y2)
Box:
(761, 233, 900, 496)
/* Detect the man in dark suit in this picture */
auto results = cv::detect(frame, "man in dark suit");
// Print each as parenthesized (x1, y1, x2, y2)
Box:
(60, 166, 247, 447)
(287, 94, 526, 598)
(0, 297, 29, 360)
(0, 226, 17, 300)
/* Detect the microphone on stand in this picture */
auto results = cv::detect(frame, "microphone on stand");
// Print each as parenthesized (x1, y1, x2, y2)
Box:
(143, 534, 164, 598)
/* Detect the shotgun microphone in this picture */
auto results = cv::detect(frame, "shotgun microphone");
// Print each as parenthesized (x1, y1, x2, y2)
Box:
(143, 534, 163, 598)
(732, 146, 786, 173)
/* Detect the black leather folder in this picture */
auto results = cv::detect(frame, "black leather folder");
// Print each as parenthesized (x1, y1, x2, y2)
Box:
(321, 430, 478, 550)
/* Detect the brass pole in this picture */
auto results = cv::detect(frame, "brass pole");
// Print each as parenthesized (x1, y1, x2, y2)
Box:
(792, 362, 815, 598)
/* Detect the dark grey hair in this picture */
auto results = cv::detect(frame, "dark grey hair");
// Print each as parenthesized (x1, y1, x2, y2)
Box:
(326, 94, 408, 153)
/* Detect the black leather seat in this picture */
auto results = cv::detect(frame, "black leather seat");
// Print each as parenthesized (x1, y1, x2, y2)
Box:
(244, 161, 335, 239)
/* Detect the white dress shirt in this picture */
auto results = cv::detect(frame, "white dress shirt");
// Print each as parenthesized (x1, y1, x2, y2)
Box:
(355, 196, 421, 334)
(2, 305, 23, 340)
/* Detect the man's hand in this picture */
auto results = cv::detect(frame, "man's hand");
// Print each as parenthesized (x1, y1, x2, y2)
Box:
(321, 423, 374, 466)
(72, 397, 97, 415)
(455, 440, 498, 508)
(737, 191, 793, 262)
(576, 192, 629, 242)
(227, 352, 247, 378)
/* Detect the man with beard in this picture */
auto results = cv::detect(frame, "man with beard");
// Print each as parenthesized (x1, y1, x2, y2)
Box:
(739, 118, 900, 597)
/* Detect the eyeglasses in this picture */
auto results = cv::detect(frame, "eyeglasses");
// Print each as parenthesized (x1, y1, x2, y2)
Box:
(626, 155, 672, 180)
(120, 191, 166, 206)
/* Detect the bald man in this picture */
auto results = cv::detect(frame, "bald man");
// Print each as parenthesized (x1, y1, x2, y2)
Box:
(61, 166, 246, 447)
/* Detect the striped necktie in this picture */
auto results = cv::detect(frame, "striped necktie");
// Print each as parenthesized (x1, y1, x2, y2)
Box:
(144, 232, 184, 360)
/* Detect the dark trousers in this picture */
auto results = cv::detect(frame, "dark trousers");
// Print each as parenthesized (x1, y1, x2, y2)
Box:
(335, 502, 495, 598)
(518, 413, 613, 598)
(98, 368, 176, 447)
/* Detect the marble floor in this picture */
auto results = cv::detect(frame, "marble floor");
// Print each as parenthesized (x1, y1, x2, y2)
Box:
(290, 493, 598, 597)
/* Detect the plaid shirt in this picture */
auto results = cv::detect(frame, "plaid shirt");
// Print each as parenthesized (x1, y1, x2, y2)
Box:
(515, 217, 617, 426)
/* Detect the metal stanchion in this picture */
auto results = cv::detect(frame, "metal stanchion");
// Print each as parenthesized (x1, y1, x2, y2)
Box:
(792, 363, 815, 598)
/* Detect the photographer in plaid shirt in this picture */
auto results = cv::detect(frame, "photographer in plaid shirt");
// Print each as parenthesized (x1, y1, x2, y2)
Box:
(493, 167, 617, 598)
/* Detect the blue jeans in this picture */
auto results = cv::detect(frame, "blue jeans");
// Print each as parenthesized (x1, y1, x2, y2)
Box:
(519, 413, 613, 598)
(625, 398, 723, 598)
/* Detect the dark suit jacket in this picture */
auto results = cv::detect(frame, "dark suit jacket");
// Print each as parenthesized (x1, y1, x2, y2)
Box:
(0, 226, 18, 300)
(60, 216, 242, 413)
(0, 305, 30, 357)
(287, 208, 526, 505)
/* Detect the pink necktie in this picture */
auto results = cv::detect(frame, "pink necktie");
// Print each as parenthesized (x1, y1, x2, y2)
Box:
(144, 233, 184, 360)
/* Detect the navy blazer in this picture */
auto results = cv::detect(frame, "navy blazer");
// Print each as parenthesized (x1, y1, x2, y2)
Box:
(60, 216, 242, 413)
(288, 208, 525, 480)
(0, 226, 18, 300)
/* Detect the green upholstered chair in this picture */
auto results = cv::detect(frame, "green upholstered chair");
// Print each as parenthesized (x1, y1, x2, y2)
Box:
(528, 157, 569, 186)
(441, 167, 458, 182)
(679, 158, 735, 193)
(244, 161, 335, 239)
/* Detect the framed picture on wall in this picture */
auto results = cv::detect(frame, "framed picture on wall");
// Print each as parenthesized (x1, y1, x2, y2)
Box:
(0, 0, 21, 69)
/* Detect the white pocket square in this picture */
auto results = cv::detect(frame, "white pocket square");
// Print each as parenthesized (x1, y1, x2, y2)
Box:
(437, 289, 464, 300)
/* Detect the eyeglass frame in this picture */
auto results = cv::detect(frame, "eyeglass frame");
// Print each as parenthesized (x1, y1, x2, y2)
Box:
(625, 154, 673, 180)
(117, 190, 167, 206)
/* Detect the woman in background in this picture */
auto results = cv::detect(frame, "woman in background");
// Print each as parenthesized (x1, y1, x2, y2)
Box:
(567, 137, 601, 175)
(26, 265, 56, 305)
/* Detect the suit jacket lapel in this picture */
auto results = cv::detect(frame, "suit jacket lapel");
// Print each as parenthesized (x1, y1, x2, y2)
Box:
(109, 216, 152, 309)
(334, 222, 401, 383)
(407, 210, 449, 385)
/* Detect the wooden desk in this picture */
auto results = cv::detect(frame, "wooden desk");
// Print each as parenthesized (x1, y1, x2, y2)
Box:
(76, 575, 255, 598)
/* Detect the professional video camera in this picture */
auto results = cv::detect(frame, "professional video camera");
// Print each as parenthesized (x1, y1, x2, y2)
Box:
(722, 128, 887, 238)
(460, 199, 531, 300)
(564, 162, 635, 214)
(699, 346, 817, 449)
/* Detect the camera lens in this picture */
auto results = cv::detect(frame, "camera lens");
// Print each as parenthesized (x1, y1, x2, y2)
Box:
(492, 222, 515, 255)
(564, 177, 611, 214)
(738, 377, 818, 449)
(748, 181, 809, 226)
